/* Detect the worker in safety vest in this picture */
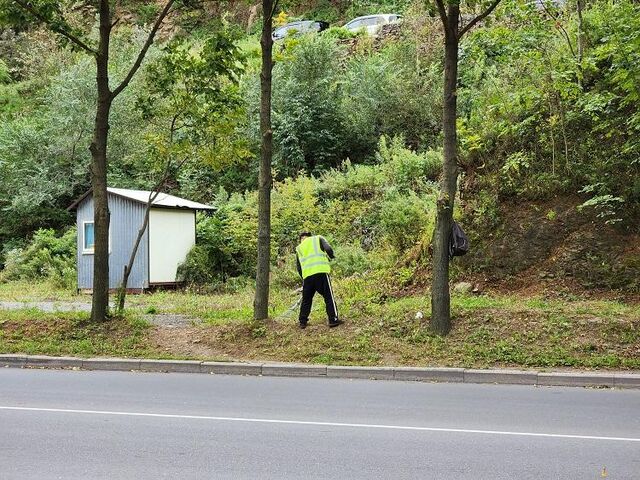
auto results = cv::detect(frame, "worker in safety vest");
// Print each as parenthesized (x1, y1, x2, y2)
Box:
(295, 232, 342, 329)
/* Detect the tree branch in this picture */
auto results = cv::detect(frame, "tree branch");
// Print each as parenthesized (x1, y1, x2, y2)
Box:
(12, 0, 97, 55)
(111, 0, 176, 98)
(434, 0, 448, 28)
(459, 0, 502, 37)
(540, 1, 577, 60)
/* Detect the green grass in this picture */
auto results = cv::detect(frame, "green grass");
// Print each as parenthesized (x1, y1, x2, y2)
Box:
(1, 281, 638, 369)
(0, 308, 156, 358)
(0, 280, 79, 302)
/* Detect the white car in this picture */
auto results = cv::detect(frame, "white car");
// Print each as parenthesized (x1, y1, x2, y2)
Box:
(272, 20, 329, 41)
(343, 14, 402, 36)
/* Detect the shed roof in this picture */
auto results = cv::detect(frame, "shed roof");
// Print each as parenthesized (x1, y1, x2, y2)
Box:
(68, 187, 215, 211)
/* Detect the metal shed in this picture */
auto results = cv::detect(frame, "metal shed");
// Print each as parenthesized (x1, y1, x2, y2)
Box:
(69, 187, 214, 292)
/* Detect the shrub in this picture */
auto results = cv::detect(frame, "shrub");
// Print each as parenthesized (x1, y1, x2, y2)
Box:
(0, 228, 76, 287)
(317, 160, 386, 200)
(176, 245, 217, 287)
(321, 26, 360, 40)
(375, 189, 435, 251)
(271, 176, 322, 253)
(377, 136, 442, 192)
(331, 243, 375, 277)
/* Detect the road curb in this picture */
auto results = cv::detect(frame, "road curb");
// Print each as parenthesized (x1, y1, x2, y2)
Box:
(201, 361, 263, 376)
(262, 363, 327, 377)
(328, 365, 395, 380)
(81, 358, 141, 371)
(464, 369, 538, 385)
(394, 367, 464, 383)
(537, 372, 616, 388)
(1, 354, 639, 389)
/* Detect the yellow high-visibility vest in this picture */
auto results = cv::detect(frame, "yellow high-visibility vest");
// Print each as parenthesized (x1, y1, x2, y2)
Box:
(296, 235, 331, 279)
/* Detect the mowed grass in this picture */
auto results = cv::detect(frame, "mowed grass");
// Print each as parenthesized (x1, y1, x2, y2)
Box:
(0, 279, 638, 369)
(0, 308, 155, 358)
(0, 280, 80, 302)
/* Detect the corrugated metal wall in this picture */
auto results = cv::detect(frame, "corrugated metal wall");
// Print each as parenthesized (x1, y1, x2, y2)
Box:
(76, 194, 149, 289)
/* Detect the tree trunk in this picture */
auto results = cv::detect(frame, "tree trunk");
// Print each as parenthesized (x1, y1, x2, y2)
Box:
(253, 0, 275, 321)
(90, 0, 113, 323)
(430, 5, 459, 336)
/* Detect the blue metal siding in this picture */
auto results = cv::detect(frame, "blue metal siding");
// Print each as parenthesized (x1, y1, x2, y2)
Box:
(76, 199, 94, 289)
(76, 193, 149, 289)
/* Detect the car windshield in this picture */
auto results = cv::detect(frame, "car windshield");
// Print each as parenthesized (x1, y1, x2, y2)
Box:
(274, 21, 311, 36)
(346, 16, 383, 28)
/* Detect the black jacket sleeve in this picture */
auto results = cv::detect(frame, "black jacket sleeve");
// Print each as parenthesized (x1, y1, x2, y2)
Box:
(319, 236, 335, 259)
(296, 254, 302, 278)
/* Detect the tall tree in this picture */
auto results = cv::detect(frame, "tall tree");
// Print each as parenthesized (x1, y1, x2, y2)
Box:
(1, 0, 177, 321)
(253, 0, 277, 321)
(430, 0, 501, 335)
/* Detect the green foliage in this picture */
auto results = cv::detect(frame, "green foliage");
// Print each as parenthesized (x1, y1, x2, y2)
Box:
(0, 31, 166, 245)
(341, 46, 442, 161)
(271, 176, 322, 252)
(0, 59, 10, 83)
(134, 3, 161, 26)
(176, 245, 217, 287)
(377, 136, 442, 192)
(137, 29, 249, 174)
(375, 189, 434, 251)
(459, 0, 640, 225)
(272, 35, 346, 176)
(1, 228, 76, 288)
(321, 26, 360, 40)
(577, 186, 625, 226)
(331, 243, 377, 277)
(2, 0, 639, 296)
(318, 161, 386, 200)
(177, 189, 258, 288)
(0, 0, 92, 52)
(176, 136, 436, 288)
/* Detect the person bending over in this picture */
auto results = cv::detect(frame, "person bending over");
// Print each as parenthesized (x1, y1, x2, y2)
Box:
(295, 232, 342, 329)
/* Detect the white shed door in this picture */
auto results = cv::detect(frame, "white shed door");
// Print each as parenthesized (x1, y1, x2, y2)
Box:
(149, 209, 195, 283)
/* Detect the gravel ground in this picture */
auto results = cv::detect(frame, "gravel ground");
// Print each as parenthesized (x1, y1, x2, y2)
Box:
(0, 302, 197, 327)
(0, 301, 92, 312)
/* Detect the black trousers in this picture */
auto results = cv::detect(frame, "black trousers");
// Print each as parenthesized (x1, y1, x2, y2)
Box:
(299, 273, 338, 325)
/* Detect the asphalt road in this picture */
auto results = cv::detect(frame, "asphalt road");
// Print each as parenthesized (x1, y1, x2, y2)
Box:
(1, 368, 639, 479)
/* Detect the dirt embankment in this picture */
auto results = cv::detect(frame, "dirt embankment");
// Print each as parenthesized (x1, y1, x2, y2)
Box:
(462, 196, 640, 299)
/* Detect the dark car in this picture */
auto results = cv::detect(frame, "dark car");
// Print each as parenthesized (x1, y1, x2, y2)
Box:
(272, 20, 329, 41)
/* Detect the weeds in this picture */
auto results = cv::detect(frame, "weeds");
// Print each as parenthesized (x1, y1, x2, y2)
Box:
(0, 281, 638, 369)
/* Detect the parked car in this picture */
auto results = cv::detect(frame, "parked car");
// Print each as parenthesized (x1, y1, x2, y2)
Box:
(272, 20, 330, 41)
(343, 14, 402, 36)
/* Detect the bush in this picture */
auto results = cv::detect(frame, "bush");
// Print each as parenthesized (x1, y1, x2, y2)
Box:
(182, 191, 258, 286)
(271, 176, 322, 253)
(377, 136, 442, 192)
(375, 189, 435, 251)
(317, 160, 386, 200)
(321, 26, 360, 40)
(176, 245, 217, 287)
(1, 228, 76, 287)
(331, 243, 375, 277)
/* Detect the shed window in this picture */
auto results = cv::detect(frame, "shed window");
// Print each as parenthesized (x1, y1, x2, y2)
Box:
(83, 222, 95, 253)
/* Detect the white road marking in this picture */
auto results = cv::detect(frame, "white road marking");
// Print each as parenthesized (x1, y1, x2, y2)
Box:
(1, 405, 639, 443)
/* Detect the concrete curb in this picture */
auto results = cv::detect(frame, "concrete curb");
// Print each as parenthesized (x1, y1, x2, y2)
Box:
(328, 366, 395, 380)
(1, 354, 639, 389)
